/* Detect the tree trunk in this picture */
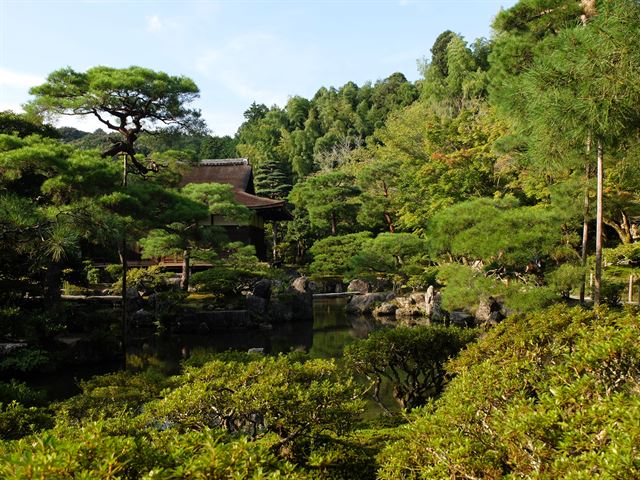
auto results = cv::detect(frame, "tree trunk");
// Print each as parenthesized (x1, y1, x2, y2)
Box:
(180, 249, 190, 291)
(43, 261, 62, 306)
(272, 222, 279, 263)
(120, 152, 128, 369)
(594, 138, 604, 306)
(382, 180, 395, 233)
(603, 213, 634, 244)
(330, 212, 337, 235)
(579, 162, 591, 304)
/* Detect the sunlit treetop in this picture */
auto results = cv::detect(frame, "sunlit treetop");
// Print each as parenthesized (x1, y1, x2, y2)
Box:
(28, 66, 206, 174)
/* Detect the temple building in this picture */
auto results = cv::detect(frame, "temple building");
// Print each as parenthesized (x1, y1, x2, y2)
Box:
(178, 158, 291, 260)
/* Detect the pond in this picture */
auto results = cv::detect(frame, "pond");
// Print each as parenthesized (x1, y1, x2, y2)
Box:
(28, 298, 379, 401)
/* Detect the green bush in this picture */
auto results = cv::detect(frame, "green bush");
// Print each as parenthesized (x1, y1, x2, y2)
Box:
(378, 305, 640, 479)
(599, 279, 626, 306)
(141, 354, 364, 451)
(190, 266, 263, 296)
(345, 325, 477, 410)
(0, 424, 309, 479)
(55, 369, 173, 424)
(110, 266, 173, 295)
(546, 263, 585, 297)
(0, 401, 53, 440)
(0, 380, 46, 405)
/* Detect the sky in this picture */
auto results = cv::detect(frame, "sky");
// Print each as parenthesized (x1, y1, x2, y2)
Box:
(0, 0, 517, 136)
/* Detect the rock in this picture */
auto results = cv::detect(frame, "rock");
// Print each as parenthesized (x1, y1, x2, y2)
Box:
(425, 286, 447, 323)
(248, 347, 264, 354)
(246, 294, 267, 314)
(252, 279, 272, 299)
(268, 277, 314, 323)
(373, 302, 398, 317)
(410, 292, 427, 308)
(131, 308, 155, 328)
(291, 276, 310, 294)
(395, 296, 415, 309)
(395, 306, 423, 317)
(346, 292, 389, 314)
(450, 311, 475, 328)
(125, 287, 140, 300)
(475, 297, 504, 327)
(347, 279, 370, 294)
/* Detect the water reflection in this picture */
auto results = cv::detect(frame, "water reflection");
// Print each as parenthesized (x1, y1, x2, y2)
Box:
(28, 298, 377, 400)
(127, 298, 374, 366)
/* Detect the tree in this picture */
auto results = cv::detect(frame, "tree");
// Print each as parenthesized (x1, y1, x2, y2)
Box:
(289, 171, 360, 236)
(345, 325, 476, 410)
(0, 110, 58, 139)
(28, 66, 204, 174)
(139, 183, 250, 291)
(351, 232, 428, 287)
(199, 135, 237, 159)
(516, 0, 640, 303)
(308, 232, 373, 279)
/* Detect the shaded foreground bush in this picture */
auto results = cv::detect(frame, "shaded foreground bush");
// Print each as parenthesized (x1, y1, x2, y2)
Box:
(345, 325, 477, 410)
(0, 353, 368, 479)
(378, 305, 640, 479)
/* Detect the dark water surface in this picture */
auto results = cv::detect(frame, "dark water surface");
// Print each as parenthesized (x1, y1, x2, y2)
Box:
(32, 298, 377, 400)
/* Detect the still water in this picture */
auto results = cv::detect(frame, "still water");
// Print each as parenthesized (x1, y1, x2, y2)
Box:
(127, 297, 376, 364)
(34, 298, 377, 400)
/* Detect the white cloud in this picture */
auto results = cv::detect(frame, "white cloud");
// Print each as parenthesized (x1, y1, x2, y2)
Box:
(146, 15, 164, 32)
(0, 68, 44, 89)
(145, 14, 180, 33)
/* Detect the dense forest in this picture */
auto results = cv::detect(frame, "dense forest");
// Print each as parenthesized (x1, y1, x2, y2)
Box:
(1, 0, 640, 478)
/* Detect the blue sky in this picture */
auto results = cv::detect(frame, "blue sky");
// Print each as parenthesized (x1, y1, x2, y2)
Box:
(0, 0, 516, 136)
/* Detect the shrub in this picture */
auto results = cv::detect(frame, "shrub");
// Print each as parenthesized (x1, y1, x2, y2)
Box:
(140, 354, 364, 452)
(110, 266, 173, 295)
(0, 401, 53, 440)
(546, 263, 585, 297)
(378, 305, 640, 479)
(345, 325, 477, 410)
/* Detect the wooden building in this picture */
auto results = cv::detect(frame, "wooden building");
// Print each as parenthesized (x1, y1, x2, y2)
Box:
(178, 158, 291, 260)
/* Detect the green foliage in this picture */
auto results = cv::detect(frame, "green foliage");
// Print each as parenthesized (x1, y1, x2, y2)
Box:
(55, 369, 172, 423)
(289, 171, 360, 236)
(350, 232, 428, 285)
(0, 401, 54, 440)
(309, 232, 373, 279)
(0, 380, 47, 407)
(547, 263, 585, 298)
(0, 347, 50, 373)
(428, 196, 579, 270)
(141, 354, 364, 448)
(110, 266, 173, 295)
(0, 424, 308, 479)
(0, 110, 58, 138)
(190, 243, 271, 296)
(345, 325, 477, 410)
(378, 305, 640, 479)
(29, 65, 205, 176)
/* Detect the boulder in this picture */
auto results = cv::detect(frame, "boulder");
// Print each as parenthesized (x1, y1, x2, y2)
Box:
(252, 279, 272, 299)
(245, 294, 267, 315)
(346, 292, 389, 314)
(475, 297, 505, 328)
(450, 311, 476, 328)
(425, 286, 447, 323)
(131, 308, 155, 328)
(395, 306, 423, 317)
(268, 277, 314, 323)
(373, 302, 398, 317)
(347, 279, 371, 294)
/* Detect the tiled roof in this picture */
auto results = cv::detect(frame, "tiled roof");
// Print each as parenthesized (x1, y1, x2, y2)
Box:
(178, 159, 292, 220)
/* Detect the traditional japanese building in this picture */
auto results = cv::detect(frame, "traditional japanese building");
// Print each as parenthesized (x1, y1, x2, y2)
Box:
(178, 158, 291, 260)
